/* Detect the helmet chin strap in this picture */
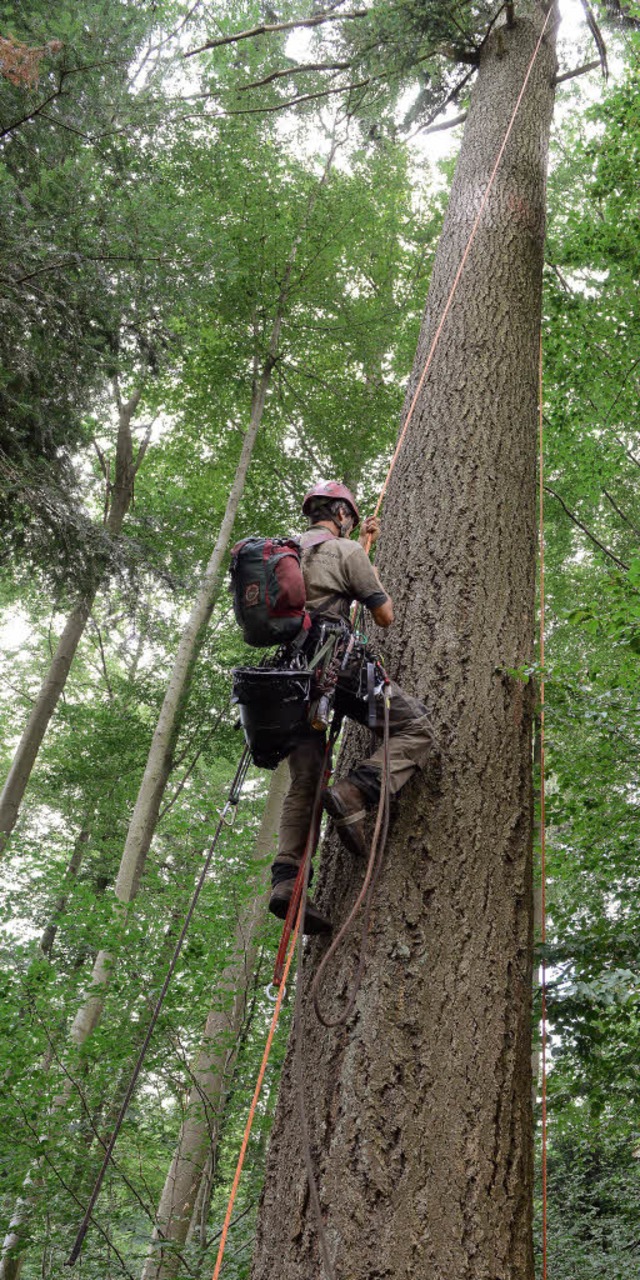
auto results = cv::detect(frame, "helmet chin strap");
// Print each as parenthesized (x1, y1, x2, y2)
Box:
(331, 505, 353, 539)
(329, 517, 351, 539)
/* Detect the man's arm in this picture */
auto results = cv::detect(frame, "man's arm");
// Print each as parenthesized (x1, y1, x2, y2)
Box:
(353, 516, 394, 627)
(371, 596, 394, 628)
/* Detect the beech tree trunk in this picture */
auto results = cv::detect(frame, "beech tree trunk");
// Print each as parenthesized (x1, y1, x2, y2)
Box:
(0, 383, 145, 853)
(252, 8, 556, 1280)
(142, 763, 289, 1280)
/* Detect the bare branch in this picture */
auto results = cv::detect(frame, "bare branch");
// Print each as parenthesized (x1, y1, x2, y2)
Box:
(422, 111, 467, 135)
(602, 489, 640, 540)
(545, 485, 629, 570)
(38, 109, 91, 140)
(185, 8, 368, 58)
(92, 439, 108, 481)
(554, 57, 602, 85)
(111, 373, 122, 413)
(223, 77, 369, 116)
(124, 384, 143, 418)
(0, 86, 65, 140)
(579, 0, 608, 79)
(89, 615, 113, 699)
(237, 59, 350, 91)
(133, 422, 154, 475)
(406, 66, 476, 141)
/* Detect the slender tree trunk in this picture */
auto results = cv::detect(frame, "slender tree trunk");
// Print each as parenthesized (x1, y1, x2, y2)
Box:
(142, 763, 288, 1280)
(39, 820, 92, 958)
(252, 9, 557, 1280)
(0, 385, 144, 853)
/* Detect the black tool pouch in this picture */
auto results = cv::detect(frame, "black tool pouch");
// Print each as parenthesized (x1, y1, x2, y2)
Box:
(232, 667, 312, 769)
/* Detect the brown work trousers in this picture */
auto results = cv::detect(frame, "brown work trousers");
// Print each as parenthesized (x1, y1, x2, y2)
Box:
(273, 679, 437, 880)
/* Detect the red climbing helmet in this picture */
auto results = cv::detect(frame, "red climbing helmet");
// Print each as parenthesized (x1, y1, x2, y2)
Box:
(301, 481, 360, 528)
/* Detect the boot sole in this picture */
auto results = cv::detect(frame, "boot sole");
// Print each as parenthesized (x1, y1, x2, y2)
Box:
(268, 894, 332, 936)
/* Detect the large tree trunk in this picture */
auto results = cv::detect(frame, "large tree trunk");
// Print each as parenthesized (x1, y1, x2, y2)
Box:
(0, 384, 145, 853)
(142, 763, 289, 1280)
(251, 9, 557, 1280)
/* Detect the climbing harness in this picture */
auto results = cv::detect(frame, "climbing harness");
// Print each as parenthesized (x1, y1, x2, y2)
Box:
(65, 747, 251, 1268)
(68, 9, 554, 1268)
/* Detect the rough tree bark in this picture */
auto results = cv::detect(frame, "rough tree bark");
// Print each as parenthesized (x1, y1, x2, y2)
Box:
(142, 763, 289, 1280)
(0, 380, 148, 853)
(251, 8, 556, 1280)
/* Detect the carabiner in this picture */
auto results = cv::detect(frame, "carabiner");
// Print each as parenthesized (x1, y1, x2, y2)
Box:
(218, 802, 236, 828)
(265, 982, 284, 1003)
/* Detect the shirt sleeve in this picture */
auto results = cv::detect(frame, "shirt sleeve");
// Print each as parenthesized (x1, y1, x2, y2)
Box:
(344, 544, 389, 611)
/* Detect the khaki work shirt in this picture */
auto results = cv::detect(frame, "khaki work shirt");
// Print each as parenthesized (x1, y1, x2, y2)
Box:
(300, 529, 389, 621)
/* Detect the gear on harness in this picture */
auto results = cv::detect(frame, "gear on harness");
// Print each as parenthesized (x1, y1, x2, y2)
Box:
(231, 619, 381, 771)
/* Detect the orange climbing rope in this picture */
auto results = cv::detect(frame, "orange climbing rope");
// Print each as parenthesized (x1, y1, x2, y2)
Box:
(211, 919, 301, 1280)
(539, 335, 548, 1279)
(210, 13, 554, 1276)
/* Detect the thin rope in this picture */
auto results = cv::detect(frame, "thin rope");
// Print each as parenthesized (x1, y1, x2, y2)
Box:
(66, 747, 252, 1268)
(293, 785, 337, 1280)
(539, 332, 548, 1280)
(211, 918, 300, 1280)
(311, 688, 391, 1028)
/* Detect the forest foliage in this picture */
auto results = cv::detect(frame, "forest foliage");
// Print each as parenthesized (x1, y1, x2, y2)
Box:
(0, 1, 639, 1277)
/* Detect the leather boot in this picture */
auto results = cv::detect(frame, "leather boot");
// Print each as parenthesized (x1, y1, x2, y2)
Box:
(268, 880, 332, 935)
(322, 778, 369, 858)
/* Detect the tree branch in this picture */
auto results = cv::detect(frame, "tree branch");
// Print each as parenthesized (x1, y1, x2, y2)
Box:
(0, 86, 64, 140)
(554, 57, 602, 85)
(133, 422, 154, 475)
(89, 615, 113, 699)
(406, 66, 476, 140)
(602, 489, 640, 540)
(237, 59, 350, 91)
(93, 439, 108, 481)
(579, 0, 608, 79)
(544, 485, 629, 570)
(422, 111, 467, 135)
(185, 9, 368, 58)
(124, 385, 143, 418)
(223, 77, 369, 116)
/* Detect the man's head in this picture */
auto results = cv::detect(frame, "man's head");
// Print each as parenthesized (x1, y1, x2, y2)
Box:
(302, 482, 360, 538)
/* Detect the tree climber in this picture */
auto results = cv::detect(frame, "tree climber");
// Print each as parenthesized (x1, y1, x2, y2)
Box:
(269, 481, 438, 934)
